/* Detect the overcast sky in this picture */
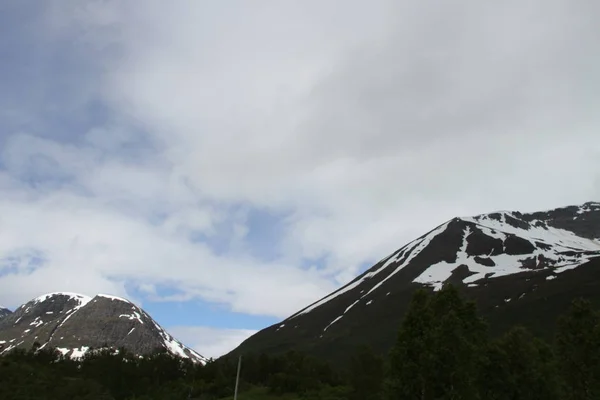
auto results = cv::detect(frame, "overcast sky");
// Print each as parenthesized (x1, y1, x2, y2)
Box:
(1, 0, 599, 358)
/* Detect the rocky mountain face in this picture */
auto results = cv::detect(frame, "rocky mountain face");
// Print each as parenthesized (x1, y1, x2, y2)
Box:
(0, 307, 11, 320)
(0, 293, 207, 364)
(228, 202, 600, 363)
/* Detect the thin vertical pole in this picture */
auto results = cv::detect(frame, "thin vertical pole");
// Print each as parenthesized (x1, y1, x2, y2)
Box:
(234, 355, 242, 400)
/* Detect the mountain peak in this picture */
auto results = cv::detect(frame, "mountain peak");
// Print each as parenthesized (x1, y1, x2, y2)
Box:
(95, 294, 132, 303)
(31, 292, 92, 305)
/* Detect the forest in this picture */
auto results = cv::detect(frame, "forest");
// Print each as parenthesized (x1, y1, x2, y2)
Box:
(1, 284, 599, 400)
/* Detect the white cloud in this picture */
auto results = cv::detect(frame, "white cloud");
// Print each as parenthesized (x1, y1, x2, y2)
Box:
(168, 326, 258, 359)
(1, 0, 600, 330)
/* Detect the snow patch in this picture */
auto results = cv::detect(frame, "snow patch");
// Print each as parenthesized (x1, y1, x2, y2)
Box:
(33, 292, 92, 305)
(71, 346, 90, 359)
(362, 222, 451, 297)
(150, 320, 207, 364)
(119, 311, 144, 324)
(97, 294, 131, 303)
(414, 218, 600, 291)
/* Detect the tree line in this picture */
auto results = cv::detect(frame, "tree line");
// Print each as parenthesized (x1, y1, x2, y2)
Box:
(1, 284, 599, 399)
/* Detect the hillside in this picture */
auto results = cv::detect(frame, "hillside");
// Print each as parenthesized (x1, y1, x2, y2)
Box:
(227, 202, 600, 362)
(0, 307, 11, 320)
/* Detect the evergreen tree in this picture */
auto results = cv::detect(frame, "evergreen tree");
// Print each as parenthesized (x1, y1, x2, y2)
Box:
(348, 345, 383, 400)
(425, 285, 487, 400)
(383, 288, 433, 399)
(479, 326, 561, 400)
(555, 298, 600, 400)
(384, 285, 487, 400)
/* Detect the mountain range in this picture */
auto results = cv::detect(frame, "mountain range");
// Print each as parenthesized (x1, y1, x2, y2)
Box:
(2, 201, 599, 366)
(0, 292, 207, 364)
(228, 201, 600, 363)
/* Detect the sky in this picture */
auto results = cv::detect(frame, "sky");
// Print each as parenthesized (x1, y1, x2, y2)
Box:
(0, 0, 599, 358)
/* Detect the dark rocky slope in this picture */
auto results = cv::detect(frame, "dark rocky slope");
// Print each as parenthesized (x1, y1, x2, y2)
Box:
(0, 307, 11, 320)
(227, 202, 600, 363)
(0, 293, 207, 363)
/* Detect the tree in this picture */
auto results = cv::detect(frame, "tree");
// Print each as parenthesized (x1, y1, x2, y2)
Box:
(348, 345, 383, 400)
(479, 326, 561, 400)
(425, 285, 487, 400)
(383, 288, 433, 399)
(555, 298, 600, 399)
(384, 285, 487, 400)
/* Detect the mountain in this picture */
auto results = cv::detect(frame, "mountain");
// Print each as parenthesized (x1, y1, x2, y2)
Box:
(0, 292, 207, 364)
(228, 201, 600, 363)
(0, 307, 11, 320)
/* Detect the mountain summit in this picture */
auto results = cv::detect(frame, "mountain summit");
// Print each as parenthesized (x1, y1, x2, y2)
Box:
(0, 293, 207, 364)
(228, 202, 600, 362)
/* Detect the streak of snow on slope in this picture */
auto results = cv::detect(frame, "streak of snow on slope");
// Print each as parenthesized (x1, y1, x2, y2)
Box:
(323, 316, 343, 332)
(288, 236, 425, 320)
(317, 223, 451, 332)
(361, 222, 451, 298)
(49, 294, 93, 340)
(320, 299, 362, 332)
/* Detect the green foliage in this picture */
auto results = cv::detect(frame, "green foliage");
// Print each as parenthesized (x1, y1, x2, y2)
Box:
(384, 285, 487, 400)
(348, 345, 383, 400)
(479, 327, 561, 400)
(1, 290, 599, 400)
(555, 298, 600, 400)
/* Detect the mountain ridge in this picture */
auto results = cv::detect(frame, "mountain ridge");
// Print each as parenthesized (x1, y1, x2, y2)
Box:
(0, 307, 11, 320)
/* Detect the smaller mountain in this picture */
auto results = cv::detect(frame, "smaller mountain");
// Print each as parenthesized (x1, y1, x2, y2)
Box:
(0, 307, 11, 320)
(0, 292, 207, 364)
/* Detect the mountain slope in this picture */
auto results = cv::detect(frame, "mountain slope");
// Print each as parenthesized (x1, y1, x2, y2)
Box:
(0, 307, 11, 320)
(0, 293, 207, 364)
(227, 202, 600, 363)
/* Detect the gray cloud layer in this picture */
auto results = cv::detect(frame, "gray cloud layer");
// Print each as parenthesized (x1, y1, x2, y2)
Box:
(1, 0, 599, 319)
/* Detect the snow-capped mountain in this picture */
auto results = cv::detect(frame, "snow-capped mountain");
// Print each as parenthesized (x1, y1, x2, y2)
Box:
(0, 292, 207, 364)
(0, 307, 11, 320)
(228, 202, 600, 362)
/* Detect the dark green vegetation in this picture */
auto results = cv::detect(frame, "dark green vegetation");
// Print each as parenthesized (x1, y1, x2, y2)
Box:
(2, 285, 600, 400)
